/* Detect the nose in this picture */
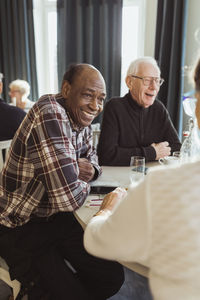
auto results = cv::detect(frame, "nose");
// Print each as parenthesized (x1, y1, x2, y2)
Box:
(89, 98, 99, 111)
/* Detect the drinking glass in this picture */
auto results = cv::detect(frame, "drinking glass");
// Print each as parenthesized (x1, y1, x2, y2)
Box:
(129, 156, 145, 184)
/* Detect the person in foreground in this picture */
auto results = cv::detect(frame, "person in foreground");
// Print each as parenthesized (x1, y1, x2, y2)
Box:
(0, 73, 26, 141)
(0, 64, 124, 300)
(97, 56, 181, 166)
(84, 58, 200, 300)
(9, 79, 34, 112)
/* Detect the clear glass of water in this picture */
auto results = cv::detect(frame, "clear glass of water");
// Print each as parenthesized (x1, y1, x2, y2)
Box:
(130, 156, 145, 184)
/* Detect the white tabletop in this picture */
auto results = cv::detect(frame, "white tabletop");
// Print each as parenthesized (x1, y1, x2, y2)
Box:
(90, 166, 132, 188)
(75, 166, 132, 226)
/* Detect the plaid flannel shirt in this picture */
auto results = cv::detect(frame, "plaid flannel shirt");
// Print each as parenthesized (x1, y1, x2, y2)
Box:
(0, 93, 101, 227)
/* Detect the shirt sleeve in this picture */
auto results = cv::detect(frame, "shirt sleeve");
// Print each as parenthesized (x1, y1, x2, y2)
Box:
(84, 179, 150, 264)
(27, 105, 90, 212)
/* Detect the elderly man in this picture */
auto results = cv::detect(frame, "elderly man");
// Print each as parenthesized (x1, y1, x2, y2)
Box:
(97, 56, 181, 166)
(0, 64, 124, 300)
(0, 73, 26, 141)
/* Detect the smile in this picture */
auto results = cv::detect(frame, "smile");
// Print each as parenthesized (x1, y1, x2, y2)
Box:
(145, 93, 155, 97)
(81, 110, 96, 118)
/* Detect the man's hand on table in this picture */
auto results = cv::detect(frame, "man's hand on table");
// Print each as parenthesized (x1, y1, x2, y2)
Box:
(78, 158, 95, 182)
(94, 187, 127, 217)
(151, 141, 171, 160)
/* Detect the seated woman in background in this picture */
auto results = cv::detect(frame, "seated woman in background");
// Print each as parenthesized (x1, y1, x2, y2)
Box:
(0, 74, 26, 141)
(9, 79, 34, 112)
(84, 56, 200, 300)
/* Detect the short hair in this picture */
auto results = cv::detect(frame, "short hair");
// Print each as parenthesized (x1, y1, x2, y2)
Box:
(62, 63, 97, 86)
(9, 79, 30, 97)
(0, 73, 3, 82)
(126, 57, 161, 76)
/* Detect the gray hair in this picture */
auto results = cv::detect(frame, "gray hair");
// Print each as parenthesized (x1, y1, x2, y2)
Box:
(126, 57, 161, 76)
(9, 79, 30, 97)
(0, 73, 3, 82)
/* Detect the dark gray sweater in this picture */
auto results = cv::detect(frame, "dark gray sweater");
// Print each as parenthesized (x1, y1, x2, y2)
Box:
(97, 93, 181, 166)
(0, 98, 26, 141)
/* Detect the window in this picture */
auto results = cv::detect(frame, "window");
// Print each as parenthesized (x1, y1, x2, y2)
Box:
(33, 0, 146, 98)
(33, 0, 58, 97)
(120, 0, 146, 96)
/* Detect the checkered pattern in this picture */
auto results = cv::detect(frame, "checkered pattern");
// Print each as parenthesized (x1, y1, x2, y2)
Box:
(0, 93, 101, 227)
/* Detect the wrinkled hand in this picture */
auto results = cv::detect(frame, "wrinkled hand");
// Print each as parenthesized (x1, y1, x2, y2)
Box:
(77, 158, 95, 182)
(151, 141, 171, 160)
(99, 187, 127, 212)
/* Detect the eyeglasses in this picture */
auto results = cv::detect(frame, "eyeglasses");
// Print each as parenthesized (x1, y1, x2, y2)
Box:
(10, 90, 20, 93)
(131, 75, 164, 86)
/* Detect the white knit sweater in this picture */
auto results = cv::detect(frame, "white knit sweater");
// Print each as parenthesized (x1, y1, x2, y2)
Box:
(84, 159, 200, 300)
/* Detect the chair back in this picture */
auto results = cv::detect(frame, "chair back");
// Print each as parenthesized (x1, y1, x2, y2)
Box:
(0, 139, 12, 171)
(91, 123, 100, 149)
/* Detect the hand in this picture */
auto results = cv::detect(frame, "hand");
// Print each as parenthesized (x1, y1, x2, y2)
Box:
(77, 158, 95, 182)
(151, 141, 171, 160)
(95, 187, 127, 217)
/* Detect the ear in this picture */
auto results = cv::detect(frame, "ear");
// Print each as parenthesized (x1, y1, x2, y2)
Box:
(62, 81, 71, 98)
(125, 75, 133, 90)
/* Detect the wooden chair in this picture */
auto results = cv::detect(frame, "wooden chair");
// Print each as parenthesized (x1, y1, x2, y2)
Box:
(92, 130, 100, 149)
(0, 262, 21, 299)
(91, 123, 100, 149)
(0, 139, 12, 171)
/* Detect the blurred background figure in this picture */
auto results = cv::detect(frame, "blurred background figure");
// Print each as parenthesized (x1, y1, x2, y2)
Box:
(9, 79, 34, 112)
(0, 72, 26, 300)
(0, 74, 26, 141)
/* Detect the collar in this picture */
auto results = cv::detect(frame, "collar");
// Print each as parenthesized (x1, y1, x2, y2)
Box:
(66, 110, 85, 132)
(126, 91, 146, 111)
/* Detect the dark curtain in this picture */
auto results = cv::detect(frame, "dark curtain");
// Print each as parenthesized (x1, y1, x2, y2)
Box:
(57, 0, 122, 123)
(0, 0, 38, 102)
(154, 0, 188, 137)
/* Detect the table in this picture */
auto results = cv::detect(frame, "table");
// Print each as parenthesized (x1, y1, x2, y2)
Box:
(74, 162, 159, 277)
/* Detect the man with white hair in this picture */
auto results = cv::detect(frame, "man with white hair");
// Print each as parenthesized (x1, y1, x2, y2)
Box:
(98, 56, 181, 166)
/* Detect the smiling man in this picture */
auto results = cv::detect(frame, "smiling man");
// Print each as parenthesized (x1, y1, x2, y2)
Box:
(98, 56, 181, 166)
(0, 64, 124, 299)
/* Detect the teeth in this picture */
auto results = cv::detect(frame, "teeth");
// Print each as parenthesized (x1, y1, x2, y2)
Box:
(83, 111, 95, 117)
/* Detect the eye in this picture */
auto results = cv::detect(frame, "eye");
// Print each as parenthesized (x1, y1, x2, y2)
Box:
(155, 78, 160, 84)
(98, 97, 105, 104)
(144, 79, 151, 85)
(83, 93, 92, 99)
